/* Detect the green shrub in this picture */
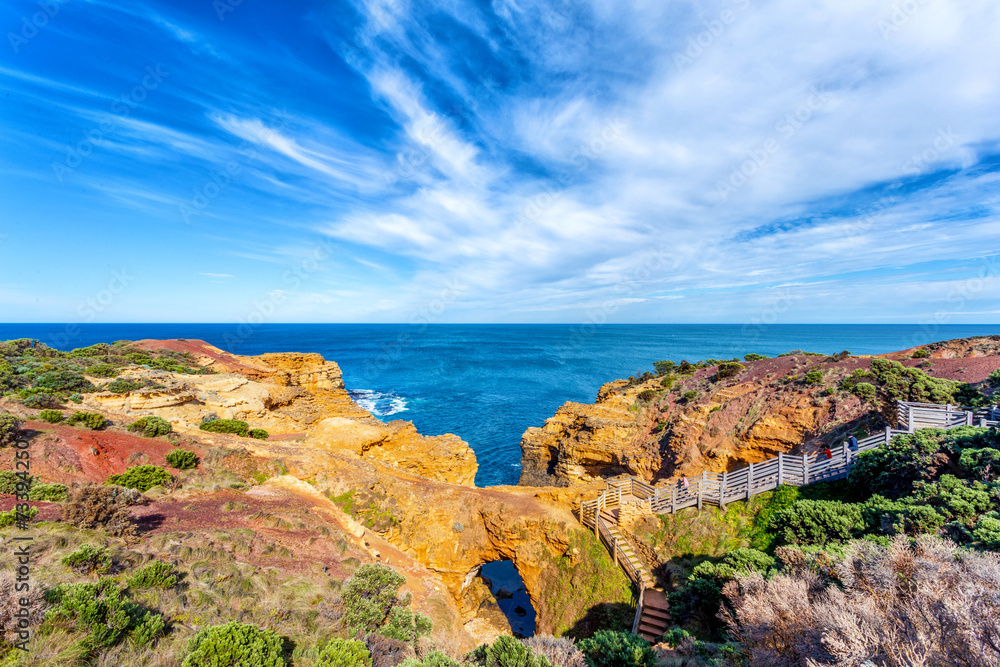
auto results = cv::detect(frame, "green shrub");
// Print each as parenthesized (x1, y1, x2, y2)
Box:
(23, 392, 63, 409)
(851, 382, 877, 403)
(127, 415, 173, 438)
(62, 544, 113, 575)
(400, 651, 460, 667)
(717, 362, 745, 380)
(69, 392, 83, 403)
(38, 409, 64, 423)
(249, 428, 269, 440)
(315, 638, 371, 667)
(200, 419, 250, 437)
(466, 636, 550, 667)
(182, 622, 286, 667)
(772, 500, 864, 546)
(66, 411, 109, 430)
(33, 370, 94, 393)
(30, 482, 68, 501)
(682, 391, 698, 402)
(973, 515, 1000, 550)
(803, 369, 824, 385)
(989, 369, 1000, 389)
(0, 412, 21, 446)
(912, 349, 930, 359)
(165, 449, 198, 470)
(744, 353, 768, 361)
(636, 390, 657, 402)
(861, 495, 946, 536)
(0, 470, 27, 496)
(87, 362, 119, 378)
(127, 560, 177, 589)
(104, 378, 144, 394)
(578, 630, 654, 667)
(0, 506, 37, 527)
(106, 465, 172, 492)
(44, 579, 164, 649)
(341, 563, 432, 643)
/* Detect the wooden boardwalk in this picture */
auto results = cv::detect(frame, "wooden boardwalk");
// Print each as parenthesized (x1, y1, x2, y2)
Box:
(580, 400, 1000, 642)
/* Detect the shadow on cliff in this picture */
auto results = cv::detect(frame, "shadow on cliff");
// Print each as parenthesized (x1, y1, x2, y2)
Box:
(563, 601, 635, 640)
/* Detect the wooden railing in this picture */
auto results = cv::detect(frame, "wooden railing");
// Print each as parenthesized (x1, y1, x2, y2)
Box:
(581, 400, 997, 526)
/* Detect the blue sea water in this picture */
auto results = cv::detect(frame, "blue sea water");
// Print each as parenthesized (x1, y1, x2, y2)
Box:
(2, 323, 998, 487)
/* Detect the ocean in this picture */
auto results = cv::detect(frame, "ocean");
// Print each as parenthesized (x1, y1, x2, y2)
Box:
(2, 323, 998, 487)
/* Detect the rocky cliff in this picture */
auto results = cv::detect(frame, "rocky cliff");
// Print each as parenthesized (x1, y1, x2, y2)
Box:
(520, 337, 1000, 486)
(85, 340, 478, 486)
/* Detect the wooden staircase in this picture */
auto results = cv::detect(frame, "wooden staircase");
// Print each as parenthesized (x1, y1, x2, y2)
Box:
(600, 509, 655, 590)
(635, 589, 670, 642)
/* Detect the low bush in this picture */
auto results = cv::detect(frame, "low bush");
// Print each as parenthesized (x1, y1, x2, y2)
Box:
(127, 560, 177, 589)
(315, 638, 371, 667)
(341, 563, 432, 643)
(912, 348, 930, 358)
(803, 369, 824, 385)
(722, 536, 1000, 665)
(467, 636, 550, 667)
(400, 652, 460, 667)
(127, 415, 173, 438)
(636, 390, 657, 402)
(44, 579, 164, 650)
(521, 635, 586, 667)
(61, 544, 113, 575)
(717, 362, 745, 380)
(249, 428, 270, 440)
(32, 369, 94, 393)
(86, 362, 119, 378)
(23, 392, 63, 409)
(165, 449, 198, 470)
(62, 485, 144, 539)
(38, 409, 64, 423)
(182, 621, 286, 667)
(682, 391, 698, 402)
(107, 465, 172, 492)
(66, 411, 109, 430)
(104, 378, 145, 394)
(771, 500, 864, 546)
(365, 633, 414, 667)
(0, 506, 37, 527)
(744, 353, 768, 361)
(30, 482, 68, 501)
(577, 630, 655, 667)
(0, 412, 22, 445)
(200, 418, 250, 437)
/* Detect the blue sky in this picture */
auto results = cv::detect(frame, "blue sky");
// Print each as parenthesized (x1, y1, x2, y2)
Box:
(1, 0, 999, 324)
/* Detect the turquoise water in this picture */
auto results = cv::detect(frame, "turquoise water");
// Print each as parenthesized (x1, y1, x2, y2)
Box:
(3, 324, 998, 486)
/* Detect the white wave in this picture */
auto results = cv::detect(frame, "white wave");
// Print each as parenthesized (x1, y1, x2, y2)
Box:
(350, 389, 409, 417)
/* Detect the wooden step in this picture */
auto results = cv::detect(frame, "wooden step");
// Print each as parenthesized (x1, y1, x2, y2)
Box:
(641, 606, 670, 621)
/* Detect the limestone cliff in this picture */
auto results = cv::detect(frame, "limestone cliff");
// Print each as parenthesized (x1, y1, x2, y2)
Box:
(520, 337, 1000, 486)
(85, 340, 478, 486)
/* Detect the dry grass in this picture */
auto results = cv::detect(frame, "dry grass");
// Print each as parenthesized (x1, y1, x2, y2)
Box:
(722, 535, 1000, 666)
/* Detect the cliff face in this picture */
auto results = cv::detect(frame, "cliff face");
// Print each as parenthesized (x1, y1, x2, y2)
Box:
(86, 340, 478, 486)
(520, 338, 1000, 486)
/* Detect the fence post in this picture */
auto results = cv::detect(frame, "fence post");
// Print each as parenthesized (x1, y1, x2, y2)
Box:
(967, 411, 973, 426)
(697, 471, 704, 510)
(777, 453, 784, 487)
(671, 485, 676, 514)
(747, 462, 753, 499)
(720, 471, 728, 510)
(595, 495, 600, 537)
(802, 453, 809, 485)
(884, 426, 891, 446)
(613, 537, 618, 567)
(981, 418, 988, 428)
(908, 408, 914, 432)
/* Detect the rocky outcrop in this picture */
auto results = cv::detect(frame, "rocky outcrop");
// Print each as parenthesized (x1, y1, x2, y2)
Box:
(85, 340, 478, 486)
(305, 417, 477, 486)
(520, 338, 1000, 486)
